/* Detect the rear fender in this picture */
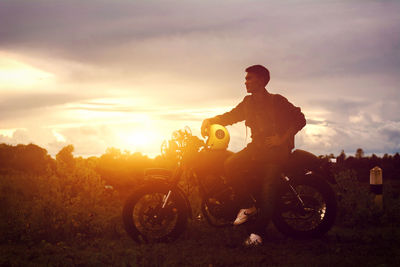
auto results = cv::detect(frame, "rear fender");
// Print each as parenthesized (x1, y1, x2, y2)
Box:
(311, 162, 336, 184)
(286, 150, 336, 184)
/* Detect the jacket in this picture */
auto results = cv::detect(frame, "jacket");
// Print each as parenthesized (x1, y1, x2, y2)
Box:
(208, 90, 306, 150)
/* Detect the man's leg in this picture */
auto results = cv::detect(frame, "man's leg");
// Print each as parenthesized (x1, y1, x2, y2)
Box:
(224, 146, 258, 209)
(246, 163, 282, 239)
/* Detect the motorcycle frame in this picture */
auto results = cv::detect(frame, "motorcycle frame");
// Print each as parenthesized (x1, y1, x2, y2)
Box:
(145, 130, 335, 226)
(145, 164, 308, 225)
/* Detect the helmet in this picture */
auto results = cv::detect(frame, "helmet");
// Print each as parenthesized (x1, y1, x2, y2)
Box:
(206, 124, 230, 150)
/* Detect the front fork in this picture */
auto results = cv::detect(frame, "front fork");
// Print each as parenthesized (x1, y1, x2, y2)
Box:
(162, 190, 172, 208)
(161, 165, 183, 209)
(283, 175, 305, 208)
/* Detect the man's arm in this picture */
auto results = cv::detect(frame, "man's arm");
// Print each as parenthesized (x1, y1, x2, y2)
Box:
(290, 106, 306, 134)
(265, 96, 306, 148)
(201, 97, 248, 137)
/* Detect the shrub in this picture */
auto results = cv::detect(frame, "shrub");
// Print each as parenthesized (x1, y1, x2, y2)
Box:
(333, 169, 400, 227)
(0, 157, 123, 244)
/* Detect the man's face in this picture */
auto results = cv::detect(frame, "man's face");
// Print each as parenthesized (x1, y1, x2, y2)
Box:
(245, 72, 265, 94)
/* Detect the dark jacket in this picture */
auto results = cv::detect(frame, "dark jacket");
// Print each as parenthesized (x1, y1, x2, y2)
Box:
(209, 90, 306, 151)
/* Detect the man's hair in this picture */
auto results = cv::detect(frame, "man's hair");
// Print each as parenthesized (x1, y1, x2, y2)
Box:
(245, 65, 270, 85)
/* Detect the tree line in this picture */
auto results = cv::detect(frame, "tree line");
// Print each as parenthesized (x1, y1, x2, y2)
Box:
(1, 144, 399, 190)
(326, 148, 400, 182)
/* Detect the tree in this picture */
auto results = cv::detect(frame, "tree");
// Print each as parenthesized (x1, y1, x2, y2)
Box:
(56, 145, 75, 170)
(0, 143, 53, 174)
(355, 148, 364, 159)
(337, 150, 346, 164)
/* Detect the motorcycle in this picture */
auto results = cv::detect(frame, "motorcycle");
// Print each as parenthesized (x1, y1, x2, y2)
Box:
(123, 125, 337, 243)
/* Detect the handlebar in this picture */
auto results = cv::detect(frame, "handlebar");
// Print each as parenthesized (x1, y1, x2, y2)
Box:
(201, 119, 211, 138)
(160, 126, 205, 158)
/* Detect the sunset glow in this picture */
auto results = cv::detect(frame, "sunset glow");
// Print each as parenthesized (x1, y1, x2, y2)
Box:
(1, 2, 399, 265)
(0, 54, 54, 89)
(122, 129, 160, 154)
(0, 0, 399, 157)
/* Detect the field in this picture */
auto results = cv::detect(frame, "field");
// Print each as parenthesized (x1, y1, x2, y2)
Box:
(1, 146, 400, 266)
(1, 223, 400, 266)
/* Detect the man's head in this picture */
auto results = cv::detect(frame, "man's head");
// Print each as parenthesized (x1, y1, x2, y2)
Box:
(245, 65, 270, 94)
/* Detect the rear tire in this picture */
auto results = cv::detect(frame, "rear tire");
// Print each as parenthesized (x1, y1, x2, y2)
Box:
(272, 174, 336, 239)
(122, 182, 188, 243)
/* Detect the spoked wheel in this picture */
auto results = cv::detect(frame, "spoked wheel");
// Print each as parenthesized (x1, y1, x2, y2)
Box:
(272, 174, 337, 239)
(123, 183, 188, 243)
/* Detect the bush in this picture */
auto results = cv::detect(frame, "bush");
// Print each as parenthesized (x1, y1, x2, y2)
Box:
(333, 169, 400, 227)
(0, 157, 123, 244)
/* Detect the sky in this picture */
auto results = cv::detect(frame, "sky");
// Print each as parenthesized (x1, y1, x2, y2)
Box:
(0, 0, 399, 158)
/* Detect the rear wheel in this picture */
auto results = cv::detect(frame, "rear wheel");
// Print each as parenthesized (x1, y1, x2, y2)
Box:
(122, 183, 188, 243)
(272, 174, 337, 239)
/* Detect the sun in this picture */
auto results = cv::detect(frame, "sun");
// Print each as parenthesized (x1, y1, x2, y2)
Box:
(128, 131, 153, 147)
(119, 127, 163, 156)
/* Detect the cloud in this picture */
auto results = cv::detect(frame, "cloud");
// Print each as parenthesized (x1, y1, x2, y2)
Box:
(294, 90, 400, 156)
(0, 128, 65, 155)
(0, 93, 84, 115)
(2, 0, 399, 109)
(379, 122, 400, 152)
(0, 129, 31, 144)
(1, 0, 399, 157)
(0, 125, 118, 156)
(2, 0, 398, 82)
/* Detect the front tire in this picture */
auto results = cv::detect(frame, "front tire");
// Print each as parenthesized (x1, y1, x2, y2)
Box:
(122, 182, 188, 243)
(272, 174, 337, 239)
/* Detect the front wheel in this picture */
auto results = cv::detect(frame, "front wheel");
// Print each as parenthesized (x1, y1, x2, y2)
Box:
(272, 174, 337, 239)
(122, 182, 188, 243)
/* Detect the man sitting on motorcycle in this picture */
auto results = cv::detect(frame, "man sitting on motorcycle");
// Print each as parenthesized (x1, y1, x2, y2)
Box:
(201, 65, 306, 246)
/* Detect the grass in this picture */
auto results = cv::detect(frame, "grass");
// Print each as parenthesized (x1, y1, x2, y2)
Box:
(2, 169, 400, 266)
(1, 222, 400, 267)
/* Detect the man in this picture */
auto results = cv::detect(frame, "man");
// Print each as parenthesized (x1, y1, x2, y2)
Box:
(201, 65, 306, 246)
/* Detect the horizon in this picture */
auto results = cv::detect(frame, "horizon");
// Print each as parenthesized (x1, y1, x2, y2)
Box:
(1, 141, 398, 160)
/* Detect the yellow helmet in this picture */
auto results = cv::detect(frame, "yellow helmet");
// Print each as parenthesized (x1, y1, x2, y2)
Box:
(206, 124, 230, 150)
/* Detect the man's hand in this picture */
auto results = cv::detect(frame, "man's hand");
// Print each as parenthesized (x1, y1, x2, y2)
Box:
(201, 119, 211, 138)
(264, 134, 284, 148)
(265, 127, 296, 148)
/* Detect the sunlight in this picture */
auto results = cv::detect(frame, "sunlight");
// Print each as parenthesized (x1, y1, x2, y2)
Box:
(0, 54, 54, 89)
(127, 131, 152, 147)
(62, 97, 154, 124)
(304, 124, 324, 143)
(304, 123, 335, 147)
(120, 128, 161, 155)
(52, 130, 67, 143)
(0, 128, 19, 138)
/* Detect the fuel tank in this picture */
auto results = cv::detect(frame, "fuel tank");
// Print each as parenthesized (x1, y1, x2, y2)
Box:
(192, 149, 234, 176)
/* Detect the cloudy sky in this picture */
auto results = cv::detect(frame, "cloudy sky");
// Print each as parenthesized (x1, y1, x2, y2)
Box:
(1, 0, 399, 158)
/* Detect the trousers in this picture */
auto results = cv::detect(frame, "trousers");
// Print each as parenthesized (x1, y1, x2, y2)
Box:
(224, 142, 289, 238)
